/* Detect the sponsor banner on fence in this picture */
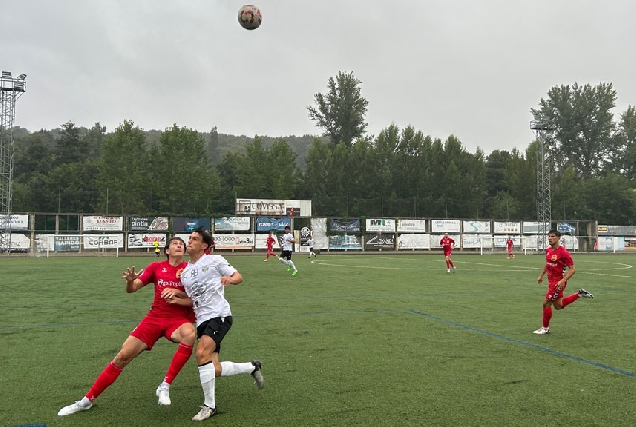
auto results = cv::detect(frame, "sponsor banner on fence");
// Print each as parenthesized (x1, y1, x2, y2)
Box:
(299, 226, 312, 252)
(236, 199, 285, 216)
(128, 233, 167, 248)
(493, 221, 521, 234)
(0, 214, 29, 230)
(329, 234, 362, 250)
(597, 225, 636, 236)
(82, 216, 124, 231)
(1, 233, 30, 250)
(494, 236, 518, 248)
(430, 234, 460, 248)
(597, 236, 624, 251)
(522, 221, 540, 234)
(557, 222, 576, 235)
(463, 220, 491, 234)
(431, 219, 461, 233)
(462, 234, 484, 249)
(83, 234, 124, 249)
(330, 218, 361, 233)
(311, 218, 328, 250)
(561, 235, 579, 251)
(364, 233, 395, 250)
(129, 216, 169, 231)
(214, 217, 251, 232)
(255, 217, 291, 232)
(213, 233, 255, 250)
(83, 216, 124, 231)
(398, 233, 431, 250)
(54, 235, 80, 252)
(172, 217, 211, 232)
(624, 237, 636, 250)
(366, 219, 395, 233)
(397, 219, 427, 233)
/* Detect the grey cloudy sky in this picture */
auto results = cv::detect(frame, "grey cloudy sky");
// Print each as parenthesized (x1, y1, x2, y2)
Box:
(2, 0, 635, 155)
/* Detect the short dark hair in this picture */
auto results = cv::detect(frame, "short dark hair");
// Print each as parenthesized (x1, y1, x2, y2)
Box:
(164, 236, 185, 259)
(284, 226, 291, 231)
(548, 229, 561, 237)
(193, 226, 214, 249)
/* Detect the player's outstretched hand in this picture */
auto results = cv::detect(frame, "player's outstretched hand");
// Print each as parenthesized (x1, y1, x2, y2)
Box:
(122, 266, 143, 282)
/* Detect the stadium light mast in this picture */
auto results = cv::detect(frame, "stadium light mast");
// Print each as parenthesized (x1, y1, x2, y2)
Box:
(0, 71, 27, 254)
(530, 118, 555, 252)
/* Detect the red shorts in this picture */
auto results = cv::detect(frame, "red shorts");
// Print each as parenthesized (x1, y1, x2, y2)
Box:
(130, 313, 192, 350)
(546, 282, 567, 301)
(444, 249, 452, 257)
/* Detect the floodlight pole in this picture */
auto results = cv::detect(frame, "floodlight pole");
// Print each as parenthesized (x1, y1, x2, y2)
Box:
(530, 119, 554, 252)
(0, 71, 27, 254)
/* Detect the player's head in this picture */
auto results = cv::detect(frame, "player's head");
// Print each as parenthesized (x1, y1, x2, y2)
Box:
(285, 226, 291, 232)
(165, 236, 185, 259)
(444, 232, 449, 238)
(548, 229, 561, 238)
(548, 230, 561, 246)
(188, 226, 213, 255)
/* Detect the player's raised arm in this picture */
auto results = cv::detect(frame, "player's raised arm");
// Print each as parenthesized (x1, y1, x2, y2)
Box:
(122, 266, 145, 293)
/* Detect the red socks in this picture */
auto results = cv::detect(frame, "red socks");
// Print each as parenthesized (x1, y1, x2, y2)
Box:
(542, 307, 553, 328)
(164, 343, 193, 385)
(561, 293, 579, 308)
(86, 362, 123, 401)
(449, 260, 455, 268)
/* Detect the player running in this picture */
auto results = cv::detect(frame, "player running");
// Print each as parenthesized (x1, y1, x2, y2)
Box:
(279, 225, 298, 275)
(533, 230, 594, 335)
(307, 236, 317, 258)
(440, 232, 456, 273)
(58, 237, 196, 416)
(264, 231, 278, 261)
(506, 237, 515, 259)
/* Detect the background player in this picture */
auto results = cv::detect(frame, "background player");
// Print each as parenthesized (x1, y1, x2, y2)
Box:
(307, 236, 317, 258)
(154, 240, 161, 257)
(264, 230, 278, 261)
(533, 229, 594, 335)
(506, 236, 515, 259)
(58, 237, 196, 416)
(440, 232, 455, 273)
(279, 225, 298, 275)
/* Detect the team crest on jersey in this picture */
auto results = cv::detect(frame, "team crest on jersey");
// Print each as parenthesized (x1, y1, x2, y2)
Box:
(162, 268, 167, 273)
(176, 268, 183, 278)
(202, 265, 210, 272)
(551, 255, 558, 261)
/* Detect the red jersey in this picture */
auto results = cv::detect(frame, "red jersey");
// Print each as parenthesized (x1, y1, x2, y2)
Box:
(506, 239, 513, 250)
(137, 260, 194, 321)
(266, 235, 275, 249)
(440, 237, 454, 251)
(545, 245, 573, 285)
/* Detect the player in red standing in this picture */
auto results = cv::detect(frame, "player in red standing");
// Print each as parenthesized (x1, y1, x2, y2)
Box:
(264, 231, 278, 261)
(506, 236, 515, 259)
(440, 232, 456, 273)
(533, 230, 594, 335)
(58, 237, 196, 416)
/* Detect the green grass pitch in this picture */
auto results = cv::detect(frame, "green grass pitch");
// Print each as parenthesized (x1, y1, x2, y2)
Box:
(2, 252, 636, 426)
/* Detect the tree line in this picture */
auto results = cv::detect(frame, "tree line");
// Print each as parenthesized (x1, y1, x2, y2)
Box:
(9, 73, 636, 225)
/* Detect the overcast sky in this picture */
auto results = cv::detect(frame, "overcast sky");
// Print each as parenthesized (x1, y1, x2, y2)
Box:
(2, 0, 635, 155)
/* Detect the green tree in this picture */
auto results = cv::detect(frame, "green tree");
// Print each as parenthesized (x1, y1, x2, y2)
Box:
(307, 71, 369, 149)
(150, 125, 218, 215)
(614, 105, 636, 181)
(531, 82, 617, 178)
(97, 120, 150, 214)
(54, 121, 90, 167)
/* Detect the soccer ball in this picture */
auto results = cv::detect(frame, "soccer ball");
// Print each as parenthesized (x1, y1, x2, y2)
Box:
(238, 5, 262, 30)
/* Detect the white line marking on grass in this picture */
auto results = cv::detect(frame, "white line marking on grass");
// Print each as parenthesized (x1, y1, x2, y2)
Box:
(314, 262, 402, 270)
(409, 309, 636, 379)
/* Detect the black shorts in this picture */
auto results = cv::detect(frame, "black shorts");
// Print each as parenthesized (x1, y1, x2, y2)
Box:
(196, 316, 233, 353)
(281, 250, 292, 260)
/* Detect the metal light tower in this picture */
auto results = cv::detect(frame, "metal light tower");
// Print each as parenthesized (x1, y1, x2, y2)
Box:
(0, 71, 27, 253)
(530, 119, 555, 252)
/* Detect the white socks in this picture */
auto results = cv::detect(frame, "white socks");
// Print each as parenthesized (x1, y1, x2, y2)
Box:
(198, 364, 216, 408)
(220, 361, 254, 377)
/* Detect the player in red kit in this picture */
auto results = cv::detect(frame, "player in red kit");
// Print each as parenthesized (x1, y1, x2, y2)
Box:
(506, 237, 515, 259)
(264, 231, 278, 261)
(533, 230, 594, 335)
(440, 232, 456, 273)
(58, 237, 196, 416)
